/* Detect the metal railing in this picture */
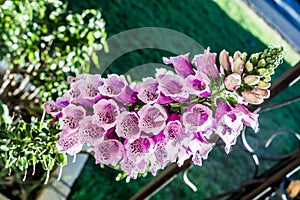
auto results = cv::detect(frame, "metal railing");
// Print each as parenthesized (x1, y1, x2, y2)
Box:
(130, 61, 300, 200)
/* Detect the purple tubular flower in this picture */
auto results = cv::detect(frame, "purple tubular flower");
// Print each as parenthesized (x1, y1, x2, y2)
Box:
(224, 73, 242, 91)
(44, 100, 61, 117)
(149, 142, 171, 176)
(67, 74, 94, 84)
(67, 74, 101, 101)
(215, 102, 244, 153)
(114, 85, 137, 104)
(78, 116, 106, 146)
(76, 74, 103, 107)
(124, 138, 152, 161)
(120, 157, 140, 179)
(241, 90, 264, 105)
(155, 68, 175, 79)
(183, 104, 213, 132)
(189, 139, 213, 166)
(186, 71, 211, 97)
(122, 138, 152, 177)
(219, 49, 230, 72)
(232, 55, 244, 75)
(163, 120, 184, 145)
(98, 74, 126, 97)
(243, 75, 260, 86)
(94, 139, 124, 166)
(252, 87, 270, 99)
(234, 104, 259, 132)
(59, 104, 86, 131)
(158, 74, 189, 102)
(162, 53, 195, 78)
(56, 130, 83, 155)
(192, 47, 219, 78)
(65, 79, 83, 102)
(135, 77, 159, 104)
(92, 99, 120, 130)
(115, 111, 141, 142)
(138, 104, 168, 135)
(99, 74, 136, 104)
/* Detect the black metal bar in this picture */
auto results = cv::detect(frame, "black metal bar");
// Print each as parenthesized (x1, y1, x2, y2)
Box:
(228, 149, 300, 200)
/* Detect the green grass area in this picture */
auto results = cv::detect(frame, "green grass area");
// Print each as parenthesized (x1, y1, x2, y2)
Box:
(214, 0, 300, 66)
(68, 0, 300, 199)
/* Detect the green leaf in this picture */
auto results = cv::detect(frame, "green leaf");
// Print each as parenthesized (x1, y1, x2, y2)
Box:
(56, 153, 67, 166)
(91, 51, 100, 69)
(0, 101, 12, 124)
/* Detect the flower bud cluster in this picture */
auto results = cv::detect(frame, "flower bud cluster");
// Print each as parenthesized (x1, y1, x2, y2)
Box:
(222, 46, 284, 104)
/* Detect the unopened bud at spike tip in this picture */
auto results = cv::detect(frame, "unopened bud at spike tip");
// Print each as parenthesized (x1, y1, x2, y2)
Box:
(257, 59, 266, 68)
(264, 75, 271, 82)
(258, 68, 268, 76)
(245, 61, 253, 72)
(219, 49, 230, 71)
(258, 80, 271, 89)
(244, 75, 260, 86)
(233, 51, 241, 61)
(241, 52, 247, 63)
(250, 53, 260, 66)
(266, 68, 275, 76)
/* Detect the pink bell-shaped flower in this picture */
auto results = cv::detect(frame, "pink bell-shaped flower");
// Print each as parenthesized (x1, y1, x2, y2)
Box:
(92, 99, 120, 130)
(193, 47, 219, 78)
(94, 139, 124, 166)
(163, 53, 195, 78)
(138, 104, 168, 135)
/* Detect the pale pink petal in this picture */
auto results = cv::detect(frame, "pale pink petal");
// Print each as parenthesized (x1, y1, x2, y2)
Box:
(163, 53, 195, 78)
(124, 138, 152, 161)
(92, 99, 120, 130)
(219, 49, 230, 71)
(183, 104, 213, 132)
(243, 75, 260, 86)
(186, 71, 211, 97)
(224, 73, 241, 91)
(192, 47, 219, 78)
(158, 74, 189, 102)
(136, 77, 159, 104)
(78, 116, 105, 146)
(94, 139, 124, 166)
(115, 85, 137, 104)
(241, 90, 264, 105)
(138, 104, 168, 135)
(44, 100, 61, 117)
(234, 104, 259, 132)
(119, 157, 139, 179)
(115, 111, 141, 142)
(59, 104, 86, 131)
(155, 68, 175, 79)
(252, 87, 270, 99)
(99, 74, 127, 97)
(56, 130, 83, 155)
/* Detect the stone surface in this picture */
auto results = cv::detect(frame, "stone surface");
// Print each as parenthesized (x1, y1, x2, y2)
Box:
(36, 154, 88, 200)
